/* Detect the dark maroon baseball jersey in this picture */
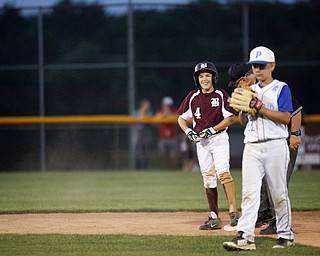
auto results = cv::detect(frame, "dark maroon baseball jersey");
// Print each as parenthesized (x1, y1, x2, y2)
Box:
(177, 88, 237, 134)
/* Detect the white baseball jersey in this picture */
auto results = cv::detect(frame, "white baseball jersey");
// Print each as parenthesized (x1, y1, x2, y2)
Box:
(244, 79, 291, 143)
(237, 79, 294, 242)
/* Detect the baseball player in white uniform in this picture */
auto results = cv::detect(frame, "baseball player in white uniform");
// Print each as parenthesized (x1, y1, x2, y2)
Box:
(177, 62, 239, 230)
(223, 46, 294, 251)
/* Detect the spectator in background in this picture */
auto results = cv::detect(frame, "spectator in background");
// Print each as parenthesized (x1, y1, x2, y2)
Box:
(156, 96, 179, 169)
(134, 99, 153, 169)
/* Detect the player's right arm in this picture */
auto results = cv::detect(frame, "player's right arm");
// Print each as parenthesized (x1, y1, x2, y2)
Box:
(178, 116, 189, 133)
(178, 115, 200, 143)
(238, 112, 248, 126)
(259, 108, 291, 124)
(177, 90, 202, 143)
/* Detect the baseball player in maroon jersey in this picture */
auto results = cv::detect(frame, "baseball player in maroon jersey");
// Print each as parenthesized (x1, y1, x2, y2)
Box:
(177, 61, 239, 229)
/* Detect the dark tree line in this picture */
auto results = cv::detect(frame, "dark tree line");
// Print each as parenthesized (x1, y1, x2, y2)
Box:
(0, 0, 319, 116)
(0, 0, 319, 170)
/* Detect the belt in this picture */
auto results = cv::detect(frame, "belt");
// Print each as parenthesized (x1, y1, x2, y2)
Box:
(249, 138, 284, 143)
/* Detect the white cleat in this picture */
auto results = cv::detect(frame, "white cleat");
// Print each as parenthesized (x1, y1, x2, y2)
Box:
(272, 238, 295, 249)
(223, 236, 256, 251)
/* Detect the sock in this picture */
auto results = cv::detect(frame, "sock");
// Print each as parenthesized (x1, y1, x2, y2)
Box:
(205, 187, 219, 217)
(210, 211, 217, 219)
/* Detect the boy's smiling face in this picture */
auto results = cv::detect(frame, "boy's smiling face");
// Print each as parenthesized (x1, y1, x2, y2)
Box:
(198, 71, 214, 93)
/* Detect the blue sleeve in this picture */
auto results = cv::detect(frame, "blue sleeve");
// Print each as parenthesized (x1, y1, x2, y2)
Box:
(278, 85, 293, 112)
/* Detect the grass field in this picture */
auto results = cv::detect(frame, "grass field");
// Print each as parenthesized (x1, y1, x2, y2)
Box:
(0, 170, 319, 213)
(0, 169, 319, 255)
(1, 234, 320, 256)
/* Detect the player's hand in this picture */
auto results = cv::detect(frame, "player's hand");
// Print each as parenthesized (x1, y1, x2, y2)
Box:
(199, 127, 216, 139)
(289, 134, 302, 150)
(250, 97, 263, 112)
(230, 88, 260, 115)
(185, 128, 200, 143)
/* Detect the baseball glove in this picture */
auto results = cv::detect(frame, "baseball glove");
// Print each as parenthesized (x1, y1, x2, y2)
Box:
(230, 85, 263, 115)
(236, 80, 254, 92)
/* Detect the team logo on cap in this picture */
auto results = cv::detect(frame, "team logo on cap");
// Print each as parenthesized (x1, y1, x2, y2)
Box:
(256, 51, 262, 58)
(200, 63, 208, 69)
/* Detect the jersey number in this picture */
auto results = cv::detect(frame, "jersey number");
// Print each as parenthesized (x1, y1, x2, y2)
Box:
(194, 107, 201, 119)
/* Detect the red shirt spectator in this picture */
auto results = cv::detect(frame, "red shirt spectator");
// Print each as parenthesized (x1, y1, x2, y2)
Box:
(156, 96, 179, 169)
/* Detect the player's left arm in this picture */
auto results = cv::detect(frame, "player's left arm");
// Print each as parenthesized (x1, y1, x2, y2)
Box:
(213, 115, 236, 132)
(290, 97, 302, 134)
(289, 111, 302, 150)
(259, 85, 293, 125)
(288, 97, 303, 149)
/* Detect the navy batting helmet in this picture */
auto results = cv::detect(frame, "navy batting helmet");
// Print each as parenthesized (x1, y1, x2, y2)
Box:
(227, 62, 251, 87)
(193, 61, 218, 86)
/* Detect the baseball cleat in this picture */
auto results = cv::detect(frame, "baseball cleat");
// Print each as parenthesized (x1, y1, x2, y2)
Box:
(199, 216, 222, 230)
(255, 212, 272, 228)
(255, 217, 269, 228)
(272, 238, 294, 249)
(260, 224, 277, 235)
(223, 233, 256, 251)
(229, 212, 240, 227)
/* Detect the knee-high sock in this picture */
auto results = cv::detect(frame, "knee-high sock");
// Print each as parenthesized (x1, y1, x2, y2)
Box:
(205, 187, 218, 217)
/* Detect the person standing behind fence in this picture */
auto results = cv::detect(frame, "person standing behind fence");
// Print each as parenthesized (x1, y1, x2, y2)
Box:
(156, 96, 179, 169)
(134, 99, 153, 169)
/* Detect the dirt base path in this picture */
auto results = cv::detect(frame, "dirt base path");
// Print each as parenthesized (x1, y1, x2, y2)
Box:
(0, 211, 319, 247)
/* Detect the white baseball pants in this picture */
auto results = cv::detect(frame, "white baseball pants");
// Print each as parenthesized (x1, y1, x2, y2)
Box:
(196, 131, 230, 188)
(237, 139, 294, 242)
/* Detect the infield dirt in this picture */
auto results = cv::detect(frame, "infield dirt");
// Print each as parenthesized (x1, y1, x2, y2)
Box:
(0, 211, 319, 247)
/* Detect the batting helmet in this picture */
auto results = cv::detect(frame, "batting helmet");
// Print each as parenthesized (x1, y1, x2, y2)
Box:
(193, 61, 218, 86)
(227, 62, 251, 87)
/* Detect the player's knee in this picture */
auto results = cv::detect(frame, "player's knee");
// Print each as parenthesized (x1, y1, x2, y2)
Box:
(202, 166, 217, 188)
(203, 178, 217, 189)
(203, 166, 215, 177)
(219, 171, 233, 184)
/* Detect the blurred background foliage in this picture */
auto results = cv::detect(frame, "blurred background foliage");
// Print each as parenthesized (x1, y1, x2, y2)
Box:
(0, 0, 319, 170)
(0, 0, 319, 116)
